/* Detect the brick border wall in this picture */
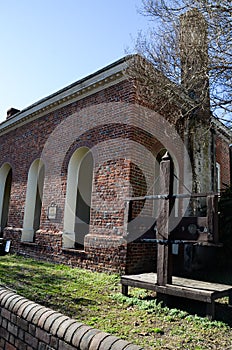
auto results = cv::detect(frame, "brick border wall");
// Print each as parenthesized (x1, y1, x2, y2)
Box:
(0, 287, 142, 350)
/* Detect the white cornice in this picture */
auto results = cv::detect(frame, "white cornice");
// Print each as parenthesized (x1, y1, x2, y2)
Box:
(0, 57, 129, 136)
(212, 117, 232, 143)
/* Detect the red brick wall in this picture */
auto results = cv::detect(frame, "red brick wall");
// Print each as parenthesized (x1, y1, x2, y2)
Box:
(1, 73, 231, 275)
(216, 135, 231, 190)
(126, 242, 157, 274)
(0, 80, 136, 231)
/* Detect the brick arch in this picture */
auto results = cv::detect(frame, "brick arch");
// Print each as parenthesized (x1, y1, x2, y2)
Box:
(63, 147, 93, 248)
(0, 163, 12, 233)
(61, 123, 164, 176)
(21, 159, 45, 242)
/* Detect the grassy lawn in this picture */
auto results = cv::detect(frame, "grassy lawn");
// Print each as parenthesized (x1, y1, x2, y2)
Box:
(0, 254, 232, 349)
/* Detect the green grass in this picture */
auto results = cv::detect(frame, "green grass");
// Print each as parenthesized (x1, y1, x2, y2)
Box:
(0, 254, 232, 349)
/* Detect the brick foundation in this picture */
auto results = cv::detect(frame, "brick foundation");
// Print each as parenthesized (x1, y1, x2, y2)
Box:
(3, 228, 125, 273)
(4, 228, 157, 275)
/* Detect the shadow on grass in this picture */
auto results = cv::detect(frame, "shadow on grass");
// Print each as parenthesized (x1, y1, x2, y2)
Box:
(72, 297, 97, 306)
(159, 295, 232, 326)
(0, 255, 101, 313)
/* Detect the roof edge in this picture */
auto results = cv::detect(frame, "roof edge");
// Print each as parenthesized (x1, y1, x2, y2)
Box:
(0, 55, 132, 133)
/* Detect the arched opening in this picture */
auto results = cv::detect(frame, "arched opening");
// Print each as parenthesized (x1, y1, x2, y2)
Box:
(63, 147, 93, 249)
(153, 149, 167, 195)
(0, 164, 12, 234)
(21, 159, 45, 242)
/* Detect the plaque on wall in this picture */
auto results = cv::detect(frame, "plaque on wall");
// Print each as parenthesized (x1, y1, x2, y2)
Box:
(47, 204, 57, 220)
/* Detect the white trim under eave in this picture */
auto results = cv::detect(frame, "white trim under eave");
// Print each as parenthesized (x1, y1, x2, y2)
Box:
(0, 60, 128, 136)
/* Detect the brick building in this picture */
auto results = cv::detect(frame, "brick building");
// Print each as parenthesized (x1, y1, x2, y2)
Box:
(0, 53, 231, 274)
(0, 8, 231, 275)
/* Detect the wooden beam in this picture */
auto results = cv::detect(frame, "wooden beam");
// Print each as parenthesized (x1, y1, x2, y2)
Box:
(207, 195, 219, 243)
(156, 152, 174, 286)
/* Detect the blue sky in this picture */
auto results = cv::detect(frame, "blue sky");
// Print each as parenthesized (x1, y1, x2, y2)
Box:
(0, 0, 149, 122)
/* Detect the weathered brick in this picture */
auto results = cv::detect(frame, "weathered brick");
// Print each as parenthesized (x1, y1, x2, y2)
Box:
(110, 339, 135, 350)
(31, 307, 51, 325)
(14, 338, 27, 350)
(10, 314, 17, 324)
(9, 335, 15, 347)
(1, 317, 7, 329)
(27, 305, 44, 323)
(0, 338, 6, 350)
(0, 291, 15, 307)
(56, 319, 77, 339)
(7, 322, 18, 336)
(0, 325, 9, 340)
(50, 335, 59, 349)
(79, 328, 100, 349)
(63, 321, 83, 343)
(16, 316, 29, 332)
(5, 342, 17, 350)
(35, 327, 51, 344)
(21, 302, 38, 320)
(71, 325, 92, 348)
(0, 288, 8, 297)
(3, 294, 20, 310)
(25, 332, 39, 348)
(37, 342, 46, 350)
(17, 301, 34, 318)
(42, 312, 63, 332)
(88, 332, 110, 350)
(1, 308, 11, 321)
(49, 315, 69, 335)
(27, 324, 36, 336)
(38, 310, 57, 329)
(97, 335, 119, 350)
(12, 299, 28, 314)
(57, 340, 74, 350)
(18, 327, 25, 340)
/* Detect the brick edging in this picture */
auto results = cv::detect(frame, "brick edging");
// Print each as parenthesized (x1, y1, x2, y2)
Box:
(0, 286, 143, 350)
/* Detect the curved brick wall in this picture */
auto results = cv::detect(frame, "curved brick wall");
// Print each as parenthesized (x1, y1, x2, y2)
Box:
(0, 287, 142, 350)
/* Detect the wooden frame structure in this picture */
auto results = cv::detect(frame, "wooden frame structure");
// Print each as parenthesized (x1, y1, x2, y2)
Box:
(121, 152, 232, 319)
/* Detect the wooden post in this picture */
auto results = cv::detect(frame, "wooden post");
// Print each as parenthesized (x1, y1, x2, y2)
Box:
(123, 200, 133, 236)
(228, 290, 232, 306)
(206, 301, 215, 321)
(156, 152, 173, 286)
(121, 284, 128, 296)
(207, 195, 218, 243)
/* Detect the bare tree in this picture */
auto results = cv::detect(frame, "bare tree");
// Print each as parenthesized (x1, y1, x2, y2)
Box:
(128, 0, 232, 127)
